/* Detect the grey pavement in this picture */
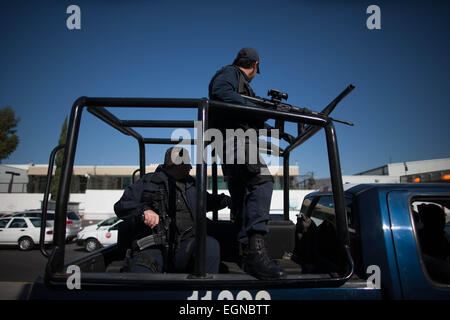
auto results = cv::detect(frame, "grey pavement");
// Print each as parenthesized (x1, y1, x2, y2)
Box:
(0, 242, 87, 299)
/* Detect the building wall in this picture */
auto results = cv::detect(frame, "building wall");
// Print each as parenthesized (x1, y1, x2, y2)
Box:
(83, 190, 124, 219)
(0, 165, 29, 193)
(342, 175, 400, 184)
(357, 158, 450, 177)
(82, 189, 313, 222)
(0, 193, 44, 213)
(0, 193, 86, 215)
(316, 175, 400, 188)
(358, 165, 389, 176)
(388, 158, 450, 176)
(0, 189, 313, 223)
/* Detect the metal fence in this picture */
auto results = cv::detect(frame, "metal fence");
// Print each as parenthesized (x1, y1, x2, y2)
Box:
(0, 183, 28, 193)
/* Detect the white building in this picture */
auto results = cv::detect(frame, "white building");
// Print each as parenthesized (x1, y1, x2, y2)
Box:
(356, 158, 450, 183)
(0, 164, 29, 193)
(313, 158, 450, 189)
(0, 163, 309, 222)
(3, 157, 448, 222)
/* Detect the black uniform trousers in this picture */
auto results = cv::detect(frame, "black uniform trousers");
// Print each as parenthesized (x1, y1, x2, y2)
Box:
(222, 138, 274, 245)
(129, 235, 220, 274)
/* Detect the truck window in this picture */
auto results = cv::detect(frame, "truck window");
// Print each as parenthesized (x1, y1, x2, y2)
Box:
(300, 195, 353, 228)
(411, 198, 450, 285)
(294, 195, 356, 275)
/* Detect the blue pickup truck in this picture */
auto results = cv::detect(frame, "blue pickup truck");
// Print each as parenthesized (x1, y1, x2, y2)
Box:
(27, 89, 450, 300)
(290, 183, 450, 300)
(29, 183, 450, 300)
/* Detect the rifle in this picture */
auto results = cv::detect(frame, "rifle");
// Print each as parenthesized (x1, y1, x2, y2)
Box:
(240, 85, 355, 143)
(135, 189, 171, 272)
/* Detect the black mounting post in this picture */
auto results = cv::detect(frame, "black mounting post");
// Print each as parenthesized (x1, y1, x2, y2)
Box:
(325, 122, 349, 250)
(139, 139, 146, 178)
(192, 99, 209, 278)
(51, 97, 86, 274)
(283, 152, 290, 221)
(212, 158, 218, 221)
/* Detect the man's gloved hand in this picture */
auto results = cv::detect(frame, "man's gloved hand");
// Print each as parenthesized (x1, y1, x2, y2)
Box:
(142, 209, 159, 229)
(219, 194, 233, 209)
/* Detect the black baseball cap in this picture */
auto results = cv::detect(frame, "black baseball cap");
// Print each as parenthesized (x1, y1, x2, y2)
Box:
(235, 47, 260, 73)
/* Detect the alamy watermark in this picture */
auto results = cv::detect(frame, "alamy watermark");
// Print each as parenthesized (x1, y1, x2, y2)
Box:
(66, 5, 380, 31)
(66, 265, 81, 290)
(66, 5, 81, 30)
(366, 265, 381, 289)
(65, 261, 380, 290)
(170, 121, 281, 174)
(366, 5, 381, 30)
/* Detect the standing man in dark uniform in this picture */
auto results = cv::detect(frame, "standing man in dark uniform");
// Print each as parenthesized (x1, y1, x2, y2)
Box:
(208, 48, 286, 280)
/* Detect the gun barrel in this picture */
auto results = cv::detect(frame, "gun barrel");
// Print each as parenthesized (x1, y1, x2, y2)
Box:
(240, 84, 355, 126)
(240, 94, 269, 105)
(328, 117, 354, 126)
(321, 84, 355, 116)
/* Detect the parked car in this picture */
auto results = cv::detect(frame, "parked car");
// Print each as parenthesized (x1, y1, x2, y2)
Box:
(10, 210, 82, 242)
(0, 217, 53, 250)
(77, 218, 122, 252)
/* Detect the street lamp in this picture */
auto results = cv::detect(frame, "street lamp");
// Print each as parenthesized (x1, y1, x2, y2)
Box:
(5, 171, 20, 193)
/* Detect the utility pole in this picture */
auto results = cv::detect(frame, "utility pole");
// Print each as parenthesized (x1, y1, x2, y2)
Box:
(5, 171, 20, 193)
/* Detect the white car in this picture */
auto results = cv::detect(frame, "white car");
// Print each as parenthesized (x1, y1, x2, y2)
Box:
(10, 210, 82, 242)
(0, 217, 53, 250)
(77, 217, 122, 252)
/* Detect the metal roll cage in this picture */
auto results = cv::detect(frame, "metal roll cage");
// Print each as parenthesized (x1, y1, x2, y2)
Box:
(40, 85, 355, 287)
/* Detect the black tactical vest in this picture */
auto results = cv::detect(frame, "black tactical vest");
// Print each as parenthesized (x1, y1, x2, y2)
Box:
(173, 180, 194, 242)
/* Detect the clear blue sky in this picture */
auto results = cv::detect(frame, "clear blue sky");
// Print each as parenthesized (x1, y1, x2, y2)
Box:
(1, 0, 449, 178)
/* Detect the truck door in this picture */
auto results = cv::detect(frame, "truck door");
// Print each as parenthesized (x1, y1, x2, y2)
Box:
(292, 194, 382, 300)
(387, 191, 450, 299)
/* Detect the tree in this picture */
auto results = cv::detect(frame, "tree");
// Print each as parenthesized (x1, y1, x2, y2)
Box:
(50, 116, 67, 200)
(0, 106, 20, 163)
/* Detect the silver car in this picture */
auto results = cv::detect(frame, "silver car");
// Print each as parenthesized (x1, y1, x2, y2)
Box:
(10, 210, 82, 242)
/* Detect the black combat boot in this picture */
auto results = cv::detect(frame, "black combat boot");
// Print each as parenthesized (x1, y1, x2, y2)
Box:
(241, 233, 286, 280)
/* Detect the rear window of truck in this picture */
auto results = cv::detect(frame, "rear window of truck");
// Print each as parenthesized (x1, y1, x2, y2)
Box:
(294, 194, 359, 276)
(300, 195, 354, 229)
(411, 198, 450, 285)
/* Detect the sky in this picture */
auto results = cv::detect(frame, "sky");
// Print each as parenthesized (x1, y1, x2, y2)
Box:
(1, 0, 449, 178)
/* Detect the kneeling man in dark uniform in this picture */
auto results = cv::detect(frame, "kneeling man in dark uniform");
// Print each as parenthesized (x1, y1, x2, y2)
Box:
(114, 147, 231, 274)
